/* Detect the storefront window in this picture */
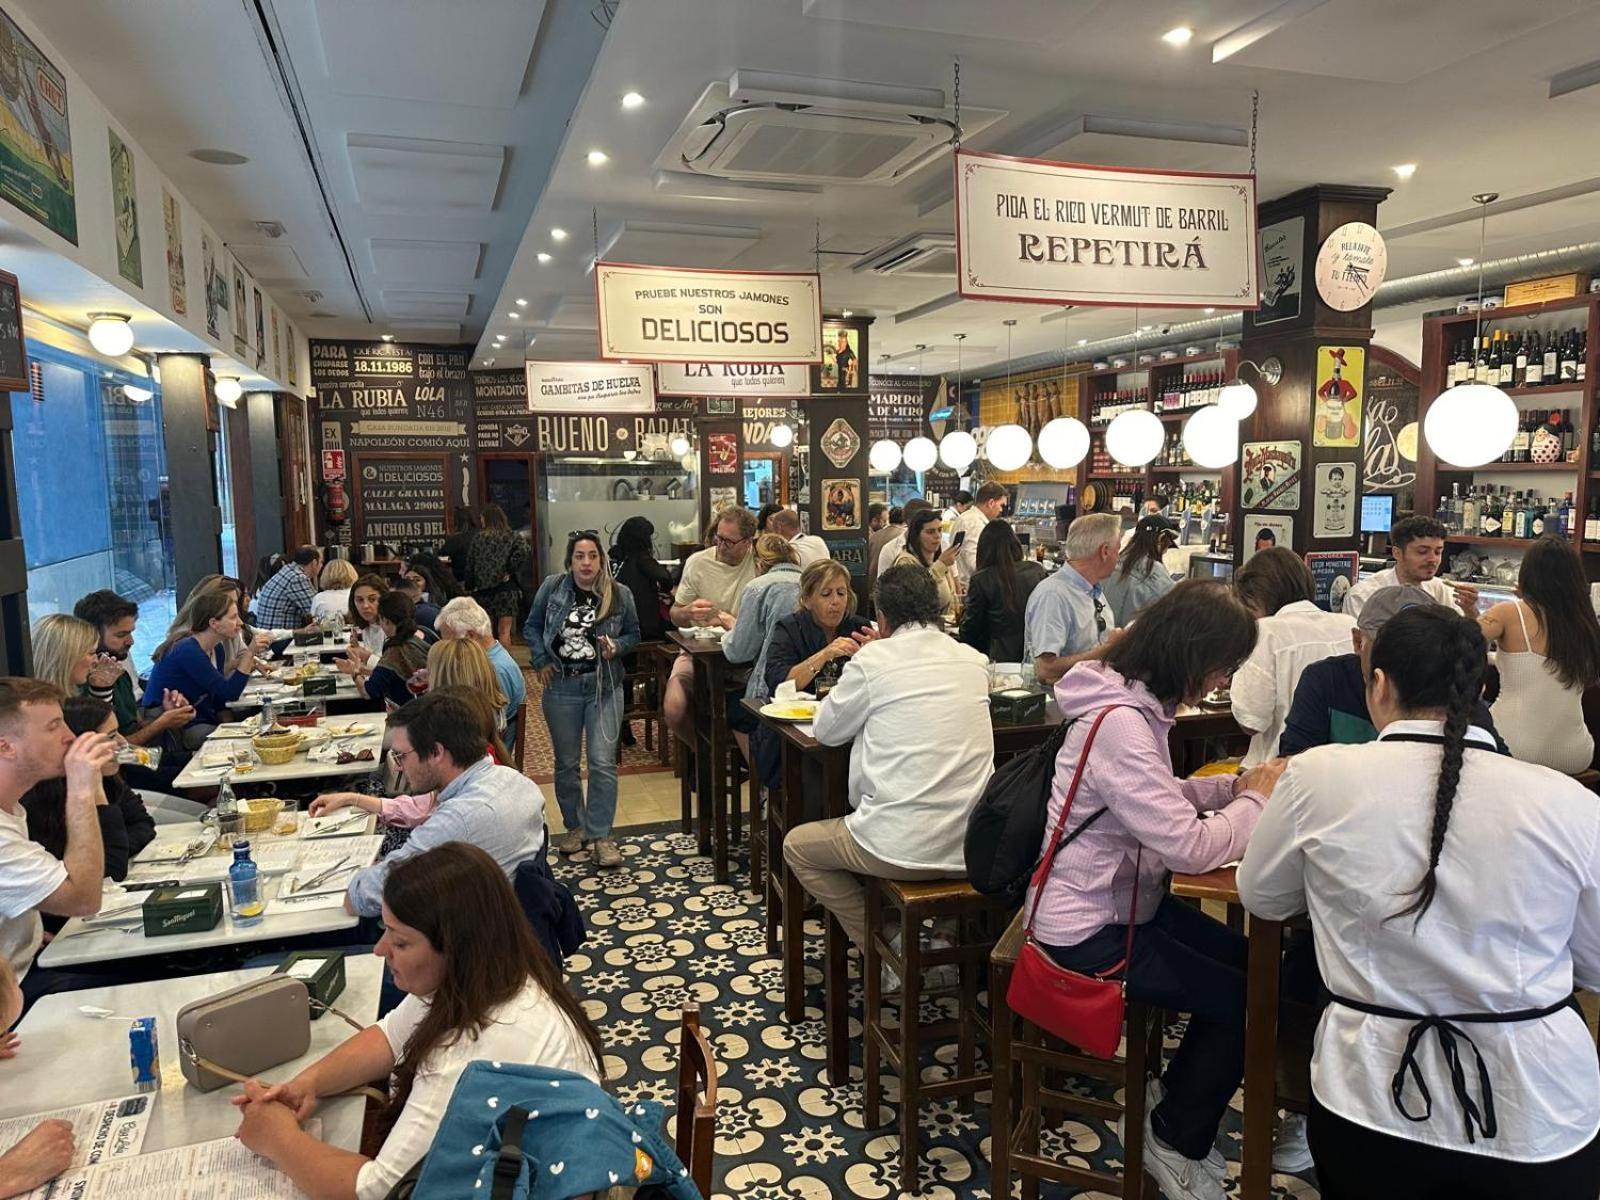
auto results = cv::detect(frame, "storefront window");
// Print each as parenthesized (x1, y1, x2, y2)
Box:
(214, 410, 237, 579)
(10, 342, 174, 673)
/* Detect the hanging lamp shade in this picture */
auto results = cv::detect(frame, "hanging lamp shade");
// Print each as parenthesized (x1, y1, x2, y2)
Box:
(984, 423, 1033, 471)
(1182, 405, 1240, 468)
(1036, 418, 1089, 469)
(902, 436, 937, 473)
(869, 439, 903, 472)
(1423, 383, 1518, 468)
(938, 430, 977, 471)
(1105, 409, 1163, 467)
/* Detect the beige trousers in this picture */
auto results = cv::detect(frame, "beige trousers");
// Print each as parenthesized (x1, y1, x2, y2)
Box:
(782, 817, 948, 950)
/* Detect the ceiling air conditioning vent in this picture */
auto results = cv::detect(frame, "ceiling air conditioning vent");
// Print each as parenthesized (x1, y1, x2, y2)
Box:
(853, 233, 958, 278)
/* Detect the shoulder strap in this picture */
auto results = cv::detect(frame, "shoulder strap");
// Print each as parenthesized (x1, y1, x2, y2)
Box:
(491, 1106, 533, 1200)
(1021, 705, 1129, 937)
(1512, 599, 1533, 645)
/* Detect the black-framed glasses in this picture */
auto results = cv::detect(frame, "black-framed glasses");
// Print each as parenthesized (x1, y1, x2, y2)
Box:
(714, 533, 750, 549)
(1093, 597, 1107, 637)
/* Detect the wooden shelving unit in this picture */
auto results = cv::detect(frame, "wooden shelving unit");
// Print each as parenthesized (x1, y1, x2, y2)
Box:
(1416, 294, 1599, 565)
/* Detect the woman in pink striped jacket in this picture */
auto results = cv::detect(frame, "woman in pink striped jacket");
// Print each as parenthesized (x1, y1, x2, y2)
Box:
(1026, 580, 1287, 1200)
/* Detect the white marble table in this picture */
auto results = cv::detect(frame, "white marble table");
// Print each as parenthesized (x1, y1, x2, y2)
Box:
(171, 718, 386, 791)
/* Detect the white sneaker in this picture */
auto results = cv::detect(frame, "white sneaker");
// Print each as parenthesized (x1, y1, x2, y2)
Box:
(1141, 1111, 1227, 1200)
(1120, 1079, 1226, 1180)
(1272, 1112, 1314, 1174)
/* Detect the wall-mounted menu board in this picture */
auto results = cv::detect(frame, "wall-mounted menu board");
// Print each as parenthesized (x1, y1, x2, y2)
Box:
(352, 452, 453, 547)
(0, 270, 26, 392)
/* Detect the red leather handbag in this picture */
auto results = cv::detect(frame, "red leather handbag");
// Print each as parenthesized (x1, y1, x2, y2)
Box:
(1006, 705, 1141, 1059)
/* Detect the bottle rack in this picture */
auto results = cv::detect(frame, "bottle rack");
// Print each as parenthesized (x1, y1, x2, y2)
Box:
(1416, 294, 1600, 563)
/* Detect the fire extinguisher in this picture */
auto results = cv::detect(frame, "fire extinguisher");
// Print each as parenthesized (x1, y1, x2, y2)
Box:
(322, 478, 349, 526)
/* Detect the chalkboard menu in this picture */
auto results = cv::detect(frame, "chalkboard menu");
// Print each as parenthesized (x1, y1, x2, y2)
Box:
(353, 452, 453, 546)
(0, 271, 25, 393)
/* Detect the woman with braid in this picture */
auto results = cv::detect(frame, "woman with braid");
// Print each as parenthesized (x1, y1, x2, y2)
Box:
(1240, 606, 1600, 1197)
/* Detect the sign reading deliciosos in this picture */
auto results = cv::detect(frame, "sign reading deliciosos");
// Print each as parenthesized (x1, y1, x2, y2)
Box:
(955, 150, 1258, 308)
(656, 361, 810, 397)
(524, 361, 656, 413)
(595, 263, 823, 364)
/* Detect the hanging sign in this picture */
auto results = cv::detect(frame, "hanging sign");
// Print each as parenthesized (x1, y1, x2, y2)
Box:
(954, 150, 1258, 308)
(594, 262, 823, 364)
(657, 361, 810, 397)
(1315, 222, 1387, 312)
(524, 360, 656, 413)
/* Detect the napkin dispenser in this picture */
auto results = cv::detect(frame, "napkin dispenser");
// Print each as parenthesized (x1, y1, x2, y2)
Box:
(142, 883, 223, 937)
(274, 951, 347, 1019)
(990, 687, 1047, 725)
(302, 675, 339, 696)
(292, 629, 323, 647)
(176, 976, 311, 1091)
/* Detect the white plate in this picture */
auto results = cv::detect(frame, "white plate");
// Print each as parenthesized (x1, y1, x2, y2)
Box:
(759, 700, 820, 722)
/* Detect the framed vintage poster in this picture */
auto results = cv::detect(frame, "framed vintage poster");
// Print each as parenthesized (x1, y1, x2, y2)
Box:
(253, 286, 266, 369)
(0, 269, 26, 392)
(108, 129, 141, 287)
(1313, 346, 1364, 448)
(1240, 440, 1301, 511)
(1255, 216, 1302, 326)
(1306, 551, 1360, 613)
(1243, 513, 1293, 561)
(706, 432, 739, 475)
(161, 188, 186, 315)
(0, 9, 75, 244)
(708, 486, 739, 515)
(231, 261, 248, 342)
(816, 322, 862, 392)
(200, 227, 223, 339)
(1313, 461, 1358, 539)
(821, 479, 860, 530)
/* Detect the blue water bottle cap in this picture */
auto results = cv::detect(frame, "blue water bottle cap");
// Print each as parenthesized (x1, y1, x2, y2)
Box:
(232, 839, 251, 858)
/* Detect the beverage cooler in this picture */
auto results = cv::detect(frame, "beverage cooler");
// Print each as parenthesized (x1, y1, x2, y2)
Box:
(535, 457, 698, 581)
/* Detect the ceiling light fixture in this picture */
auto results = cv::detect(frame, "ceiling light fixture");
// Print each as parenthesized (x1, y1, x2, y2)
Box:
(551, 228, 569, 242)
(381, 334, 395, 342)
(213, 376, 243, 407)
(509, 311, 520, 319)
(1393, 163, 1418, 180)
(622, 91, 645, 110)
(669, 432, 692, 457)
(516, 298, 528, 307)
(483, 358, 494, 366)
(769, 423, 794, 449)
(1182, 404, 1241, 467)
(189, 148, 249, 165)
(1457, 257, 1474, 267)
(902, 437, 937, 473)
(537, 253, 552, 264)
(1163, 25, 1194, 45)
(86, 313, 135, 357)
(841, 309, 852, 318)
(587, 150, 609, 166)
(1106, 409, 1164, 467)
(121, 384, 153, 403)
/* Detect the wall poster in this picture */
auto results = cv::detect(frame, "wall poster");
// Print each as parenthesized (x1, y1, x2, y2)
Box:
(1243, 513, 1294, 560)
(0, 9, 75, 243)
(656, 360, 808, 397)
(200, 227, 223, 339)
(1240, 440, 1302, 511)
(594, 262, 822, 364)
(108, 129, 140, 286)
(353, 453, 453, 546)
(231, 261, 248, 343)
(1256, 216, 1302, 325)
(161, 188, 186, 315)
(1313, 346, 1364, 448)
(1362, 359, 1418, 496)
(1313, 461, 1357, 540)
(821, 479, 860, 530)
(706, 432, 739, 475)
(818, 323, 860, 391)
(252, 286, 266, 370)
(1306, 551, 1360, 613)
(286, 323, 297, 388)
(0, 268, 25, 392)
(270, 306, 282, 380)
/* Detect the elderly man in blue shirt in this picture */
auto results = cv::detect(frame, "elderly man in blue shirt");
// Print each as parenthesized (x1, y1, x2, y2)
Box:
(344, 690, 545, 917)
(1024, 512, 1123, 686)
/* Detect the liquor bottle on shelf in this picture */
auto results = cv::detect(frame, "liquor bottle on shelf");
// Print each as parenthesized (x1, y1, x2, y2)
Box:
(1513, 333, 1530, 386)
(1543, 332, 1560, 383)
(1561, 332, 1580, 383)
(1489, 331, 1505, 387)
(1587, 496, 1600, 544)
(1559, 492, 1575, 538)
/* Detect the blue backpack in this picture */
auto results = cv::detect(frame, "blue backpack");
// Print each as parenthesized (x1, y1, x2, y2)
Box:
(385, 1063, 703, 1200)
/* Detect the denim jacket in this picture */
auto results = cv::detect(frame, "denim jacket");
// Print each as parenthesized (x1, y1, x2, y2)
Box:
(523, 572, 641, 692)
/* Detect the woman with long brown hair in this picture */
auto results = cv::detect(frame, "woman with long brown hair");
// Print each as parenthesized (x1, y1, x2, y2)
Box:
(464, 503, 530, 648)
(233, 842, 603, 1200)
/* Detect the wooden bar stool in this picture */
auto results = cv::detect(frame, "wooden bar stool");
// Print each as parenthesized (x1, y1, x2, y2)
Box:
(621, 640, 667, 757)
(862, 877, 1002, 1194)
(990, 911, 1160, 1200)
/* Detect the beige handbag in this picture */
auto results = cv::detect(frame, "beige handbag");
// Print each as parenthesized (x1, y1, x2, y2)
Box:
(176, 976, 312, 1092)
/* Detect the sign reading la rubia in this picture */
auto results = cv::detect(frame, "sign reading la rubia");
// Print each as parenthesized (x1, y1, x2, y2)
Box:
(656, 360, 810, 397)
(954, 150, 1259, 309)
(523, 360, 656, 413)
(594, 262, 823, 364)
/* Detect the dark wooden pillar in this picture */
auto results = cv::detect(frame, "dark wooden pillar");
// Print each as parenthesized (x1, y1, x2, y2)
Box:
(1237, 184, 1391, 561)
(0, 375, 29, 674)
(155, 353, 222, 595)
(246, 392, 285, 561)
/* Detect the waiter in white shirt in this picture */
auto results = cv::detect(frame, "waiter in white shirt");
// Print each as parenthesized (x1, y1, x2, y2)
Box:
(1342, 514, 1478, 620)
(950, 482, 1007, 589)
(767, 507, 828, 569)
(1238, 605, 1600, 1197)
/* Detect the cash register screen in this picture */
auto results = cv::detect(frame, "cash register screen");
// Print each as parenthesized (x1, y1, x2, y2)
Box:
(1359, 494, 1395, 535)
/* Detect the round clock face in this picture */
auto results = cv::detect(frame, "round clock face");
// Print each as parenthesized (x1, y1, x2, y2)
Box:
(1315, 222, 1387, 312)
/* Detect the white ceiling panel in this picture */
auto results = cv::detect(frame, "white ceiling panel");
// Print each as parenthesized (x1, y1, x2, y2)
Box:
(602, 221, 762, 268)
(369, 239, 484, 283)
(347, 134, 506, 215)
(380, 290, 473, 319)
(800, 0, 1097, 41)
(532, 294, 598, 331)
(386, 320, 464, 341)
(523, 328, 601, 360)
(310, 0, 547, 109)
(230, 241, 310, 282)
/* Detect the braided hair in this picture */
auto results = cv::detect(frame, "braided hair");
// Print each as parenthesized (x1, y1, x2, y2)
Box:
(1370, 606, 1487, 926)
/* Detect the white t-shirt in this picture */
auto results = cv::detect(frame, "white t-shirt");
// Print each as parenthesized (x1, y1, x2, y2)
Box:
(0, 802, 67, 982)
(1231, 600, 1357, 767)
(673, 547, 759, 617)
(1341, 568, 1454, 619)
(354, 980, 600, 1200)
(311, 588, 351, 622)
(789, 534, 829, 569)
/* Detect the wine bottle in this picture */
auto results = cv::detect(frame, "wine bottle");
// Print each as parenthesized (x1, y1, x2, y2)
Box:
(1543, 332, 1560, 382)
(1514, 333, 1529, 386)
(1578, 331, 1588, 383)
(1561, 331, 1579, 383)
(1525, 332, 1544, 386)
(1498, 332, 1516, 387)
(1588, 495, 1600, 543)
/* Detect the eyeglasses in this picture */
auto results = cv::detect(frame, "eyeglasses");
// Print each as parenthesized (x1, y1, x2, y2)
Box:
(1093, 597, 1107, 637)
(390, 746, 417, 768)
(714, 534, 750, 549)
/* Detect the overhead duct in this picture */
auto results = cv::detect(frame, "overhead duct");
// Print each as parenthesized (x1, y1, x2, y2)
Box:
(980, 242, 1600, 376)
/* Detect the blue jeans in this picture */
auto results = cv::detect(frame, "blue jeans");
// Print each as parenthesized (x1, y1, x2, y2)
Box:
(541, 671, 622, 839)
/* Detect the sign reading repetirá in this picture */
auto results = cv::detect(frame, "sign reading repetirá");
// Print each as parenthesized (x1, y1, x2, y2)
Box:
(954, 151, 1258, 309)
(595, 263, 822, 364)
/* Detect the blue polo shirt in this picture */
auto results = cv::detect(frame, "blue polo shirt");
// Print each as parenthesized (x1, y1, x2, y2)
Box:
(1023, 563, 1118, 661)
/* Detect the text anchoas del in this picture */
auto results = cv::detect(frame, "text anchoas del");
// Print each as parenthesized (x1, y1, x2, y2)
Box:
(1018, 235, 1210, 270)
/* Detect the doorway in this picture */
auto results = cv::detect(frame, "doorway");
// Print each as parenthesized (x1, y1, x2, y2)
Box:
(479, 454, 535, 538)
(743, 452, 788, 509)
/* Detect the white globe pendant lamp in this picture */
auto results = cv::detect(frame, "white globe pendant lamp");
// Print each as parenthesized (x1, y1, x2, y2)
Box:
(769, 423, 794, 449)
(1218, 380, 1258, 420)
(1105, 408, 1164, 468)
(669, 432, 691, 457)
(869, 438, 903, 473)
(1425, 192, 1517, 468)
(1182, 404, 1241, 468)
(902, 436, 937, 473)
(938, 429, 977, 472)
(984, 423, 1033, 471)
(1036, 417, 1089, 470)
(213, 376, 243, 407)
(87, 313, 134, 357)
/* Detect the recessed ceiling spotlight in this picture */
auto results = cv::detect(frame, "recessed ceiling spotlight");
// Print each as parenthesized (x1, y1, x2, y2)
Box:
(537, 252, 552, 264)
(1162, 26, 1193, 45)
(483, 358, 493, 366)
(841, 309, 852, 318)
(189, 148, 249, 165)
(1077, 338, 1088, 346)
(509, 311, 520, 319)
(587, 149, 609, 166)
(621, 91, 645, 110)
(1203, 307, 1215, 314)
(551, 228, 568, 242)
(381, 334, 394, 342)
(1458, 257, 1475, 267)
(516, 298, 528, 307)
(1393, 163, 1417, 179)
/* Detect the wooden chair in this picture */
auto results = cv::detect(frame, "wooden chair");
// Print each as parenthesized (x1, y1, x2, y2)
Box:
(990, 910, 1159, 1199)
(510, 698, 529, 773)
(674, 1003, 719, 1196)
(862, 878, 1004, 1194)
(621, 640, 668, 760)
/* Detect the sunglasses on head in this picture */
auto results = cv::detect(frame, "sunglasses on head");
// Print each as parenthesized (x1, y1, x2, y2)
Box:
(567, 529, 599, 542)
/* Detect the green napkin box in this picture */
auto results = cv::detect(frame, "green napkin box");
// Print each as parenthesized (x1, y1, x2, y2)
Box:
(302, 676, 339, 697)
(142, 883, 223, 937)
(990, 687, 1048, 725)
(274, 951, 347, 1019)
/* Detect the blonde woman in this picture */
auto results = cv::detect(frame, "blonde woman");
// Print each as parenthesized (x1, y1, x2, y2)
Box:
(30, 613, 99, 695)
(425, 638, 509, 731)
(311, 560, 360, 622)
(522, 532, 640, 867)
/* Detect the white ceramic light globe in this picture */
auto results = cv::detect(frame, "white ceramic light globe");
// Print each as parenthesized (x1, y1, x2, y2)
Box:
(902, 436, 938, 473)
(770, 423, 794, 448)
(669, 433, 692, 457)
(1036, 418, 1089, 469)
(984, 423, 1033, 471)
(1218, 381, 1258, 420)
(1424, 383, 1518, 468)
(869, 439, 903, 473)
(213, 377, 243, 406)
(87, 315, 134, 357)
(1105, 409, 1164, 467)
(1182, 404, 1240, 468)
(938, 430, 978, 471)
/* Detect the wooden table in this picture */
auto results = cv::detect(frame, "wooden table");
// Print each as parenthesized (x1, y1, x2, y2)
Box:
(171, 718, 387, 791)
(1170, 702, 1242, 776)
(0, 958, 382, 1151)
(667, 630, 736, 883)
(1170, 866, 1281, 1200)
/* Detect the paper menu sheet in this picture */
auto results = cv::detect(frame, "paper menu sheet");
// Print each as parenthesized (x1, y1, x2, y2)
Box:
(278, 835, 383, 900)
(40, 1131, 317, 1200)
(0, 1095, 153, 1198)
